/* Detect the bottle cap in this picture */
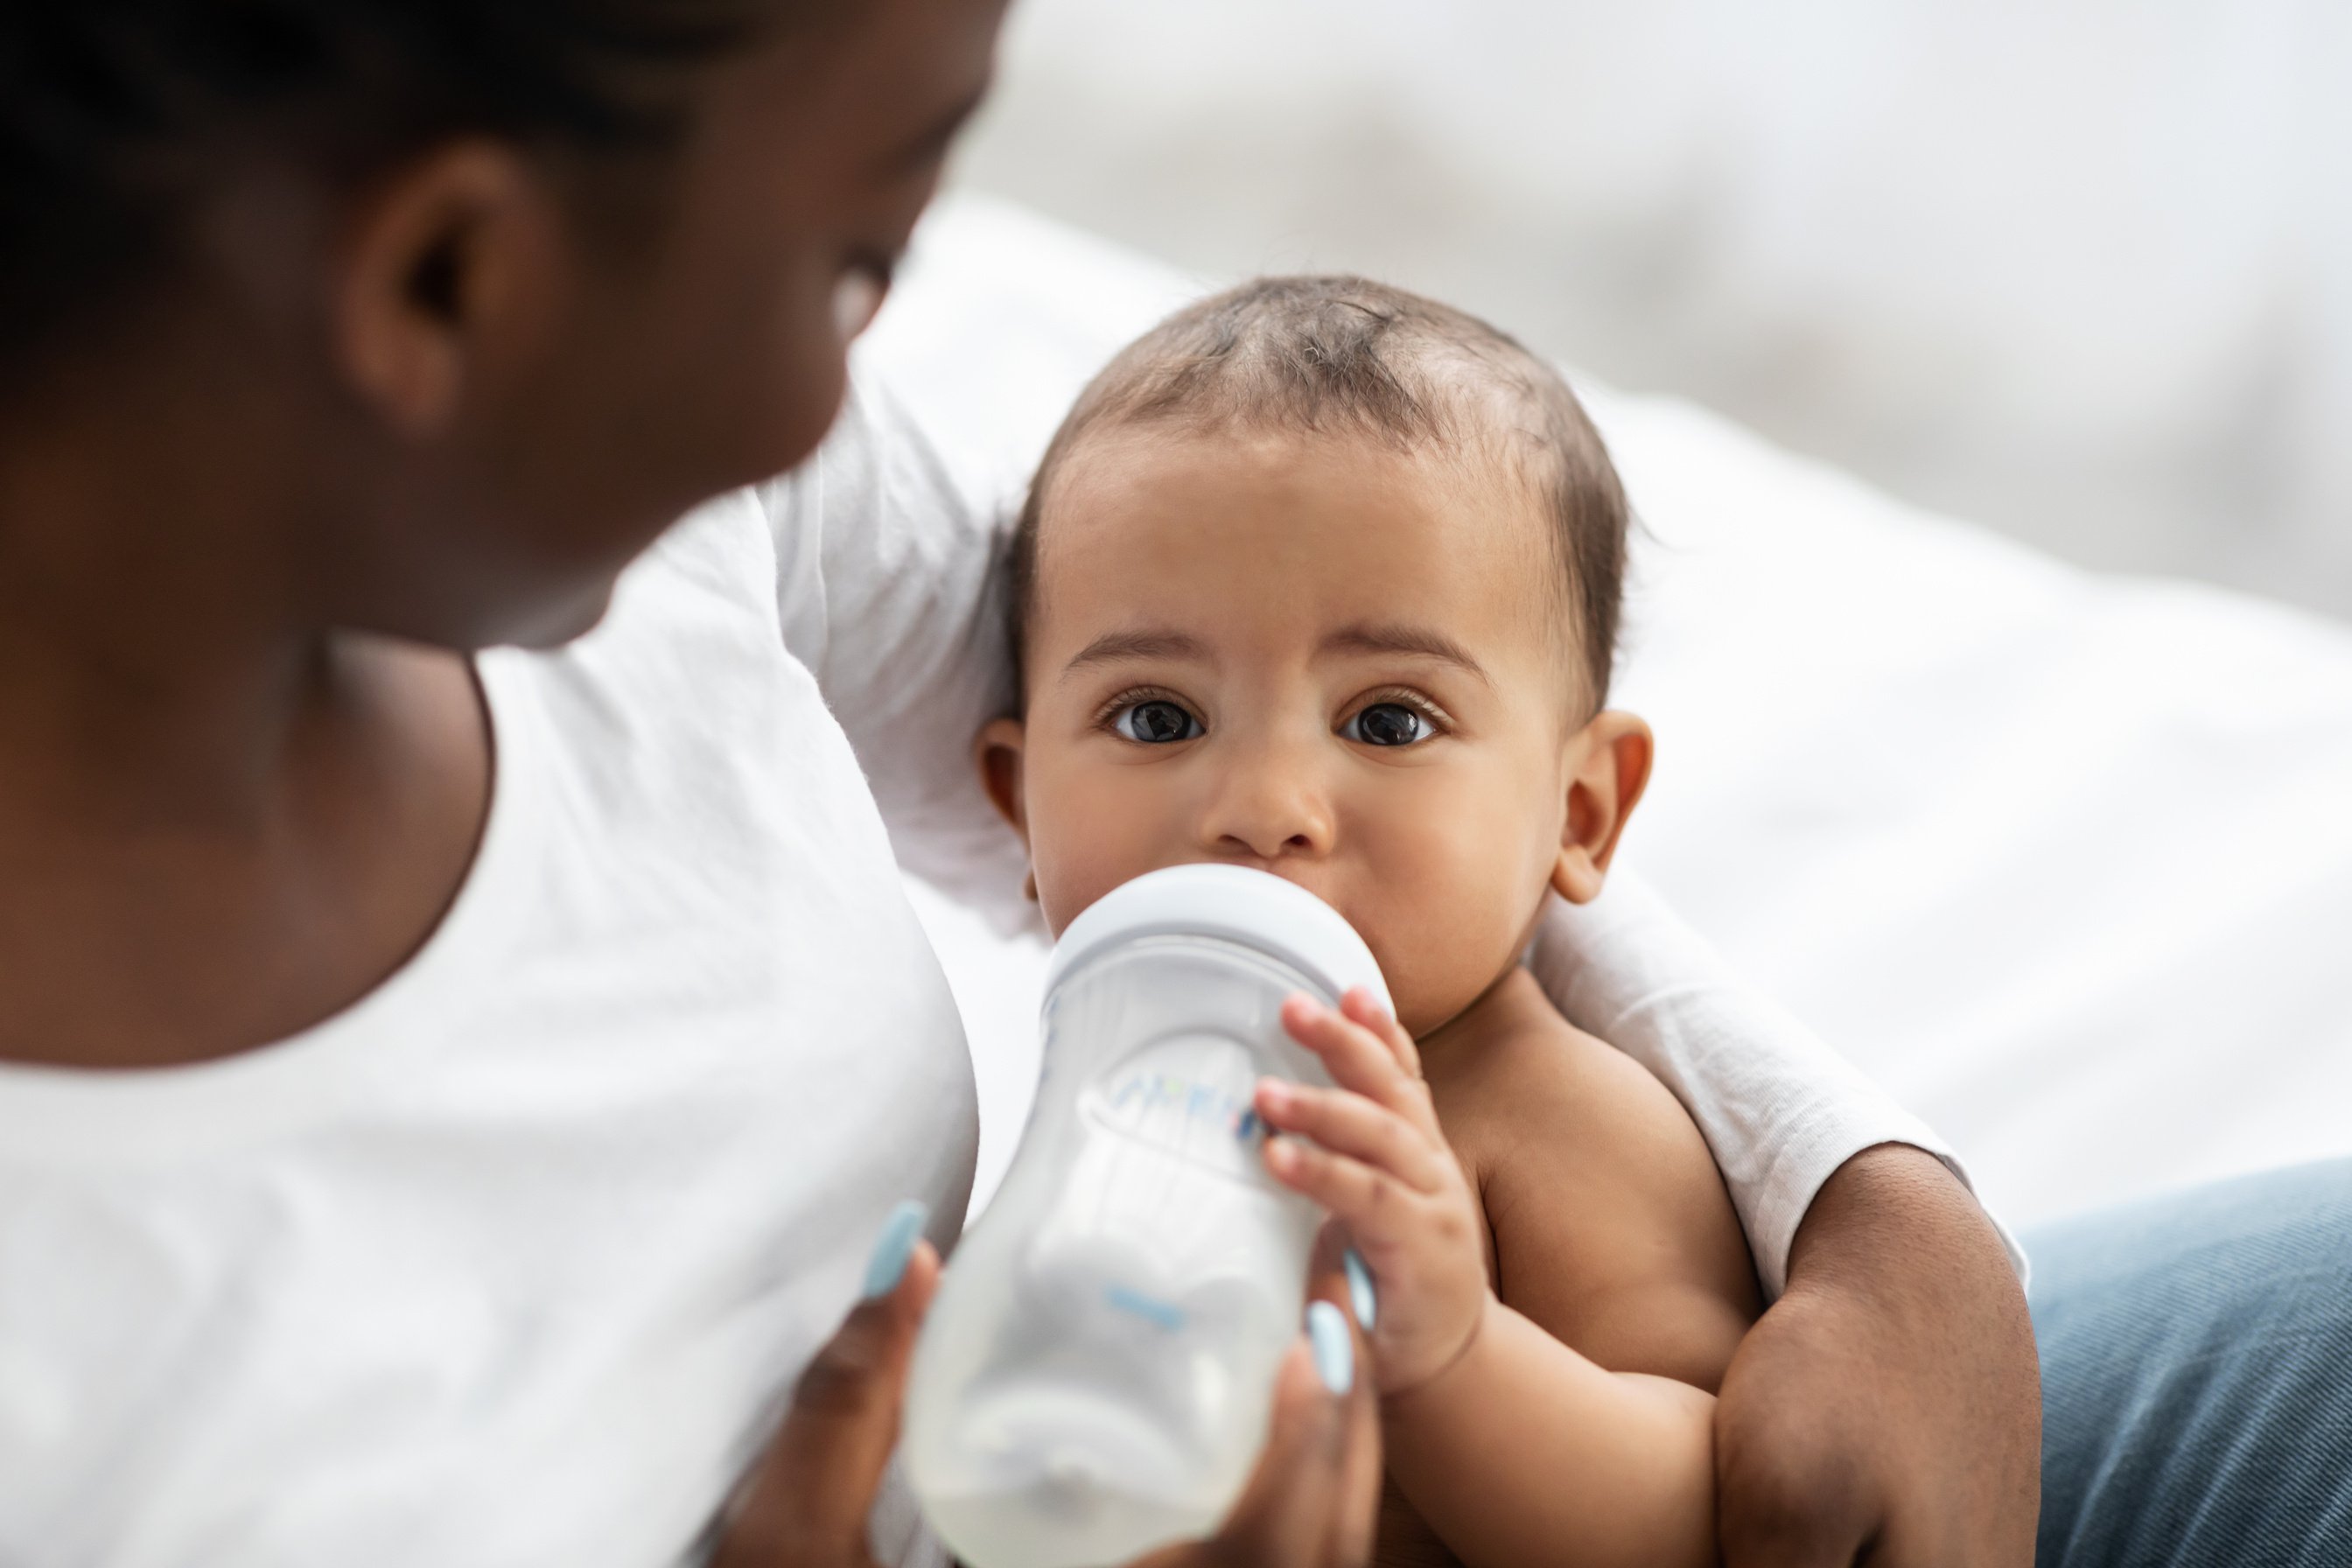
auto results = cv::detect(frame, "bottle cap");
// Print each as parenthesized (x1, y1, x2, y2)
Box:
(1043, 864, 1393, 1013)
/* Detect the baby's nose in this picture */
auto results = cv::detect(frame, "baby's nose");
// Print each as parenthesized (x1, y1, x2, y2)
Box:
(1198, 753, 1335, 862)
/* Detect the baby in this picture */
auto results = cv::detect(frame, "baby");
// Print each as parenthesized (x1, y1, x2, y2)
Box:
(975, 276, 1760, 1568)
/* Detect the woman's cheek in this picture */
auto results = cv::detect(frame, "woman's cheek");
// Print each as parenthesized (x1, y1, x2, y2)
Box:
(748, 304, 854, 481)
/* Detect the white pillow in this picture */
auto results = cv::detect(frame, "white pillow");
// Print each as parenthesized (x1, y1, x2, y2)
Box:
(862, 193, 2352, 1228)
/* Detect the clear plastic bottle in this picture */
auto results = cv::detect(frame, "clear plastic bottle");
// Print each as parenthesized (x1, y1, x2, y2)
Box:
(904, 864, 1390, 1568)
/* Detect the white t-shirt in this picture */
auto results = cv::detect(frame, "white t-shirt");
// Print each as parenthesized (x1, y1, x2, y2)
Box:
(0, 487, 975, 1567)
(0, 382, 2004, 1566)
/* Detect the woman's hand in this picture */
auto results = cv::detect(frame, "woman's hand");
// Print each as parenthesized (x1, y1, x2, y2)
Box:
(710, 1219, 946, 1568)
(1254, 988, 1490, 1396)
(716, 1206, 1384, 1568)
(1136, 1304, 1385, 1568)
(1712, 1144, 2040, 1567)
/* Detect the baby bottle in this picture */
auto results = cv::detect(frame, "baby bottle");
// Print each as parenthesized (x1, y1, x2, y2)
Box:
(903, 864, 1390, 1568)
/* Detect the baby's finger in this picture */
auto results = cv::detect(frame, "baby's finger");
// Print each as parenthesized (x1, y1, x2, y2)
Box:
(1264, 1135, 1425, 1245)
(1281, 996, 1436, 1130)
(1254, 1079, 1449, 1195)
(1339, 988, 1422, 1081)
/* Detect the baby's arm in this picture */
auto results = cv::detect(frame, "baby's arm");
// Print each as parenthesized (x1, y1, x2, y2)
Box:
(1256, 984, 1758, 1568)
(1463, 973, 1758, 1390)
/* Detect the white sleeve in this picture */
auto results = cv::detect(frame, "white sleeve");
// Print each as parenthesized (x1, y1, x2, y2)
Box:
(1526, 872, 2029, 1298)
(758, 375, 1036, 932)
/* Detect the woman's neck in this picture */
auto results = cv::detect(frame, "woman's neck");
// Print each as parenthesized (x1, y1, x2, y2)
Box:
(0, 386, 493, 1071)
(0, 325, 321, 816)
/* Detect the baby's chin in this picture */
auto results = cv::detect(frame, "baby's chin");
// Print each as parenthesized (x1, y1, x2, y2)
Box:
(1382, 981, 1495, 1043)
(1351, 935, 1512, 1042)
(1354, 892, 1564, 1040)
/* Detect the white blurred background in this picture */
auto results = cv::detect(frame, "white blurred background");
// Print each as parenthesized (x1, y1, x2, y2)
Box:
(950, 0, 2352, 620)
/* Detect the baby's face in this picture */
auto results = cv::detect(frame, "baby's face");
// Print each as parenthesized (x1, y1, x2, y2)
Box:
(988, 426, 1643, 1036)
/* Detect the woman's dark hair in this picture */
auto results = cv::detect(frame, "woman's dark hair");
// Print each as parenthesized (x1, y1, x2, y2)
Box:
(0, 1, 788, 383)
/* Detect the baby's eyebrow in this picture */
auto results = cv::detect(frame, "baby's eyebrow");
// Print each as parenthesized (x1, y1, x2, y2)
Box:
(1322, 623, 1492, 684)
(1062, 628, 1209, 676)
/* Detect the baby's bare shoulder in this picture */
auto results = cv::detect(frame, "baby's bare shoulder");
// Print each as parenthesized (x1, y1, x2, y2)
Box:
(1434, 970, 1710, 1195)
(1435, 970, 1762, 1389)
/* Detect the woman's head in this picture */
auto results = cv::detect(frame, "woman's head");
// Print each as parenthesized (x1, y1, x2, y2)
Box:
(0, 0, 1004, 647)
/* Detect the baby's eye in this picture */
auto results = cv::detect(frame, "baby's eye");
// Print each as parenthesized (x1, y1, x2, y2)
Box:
(1345, 703, 1431, 748)
(1113, 699, 1203, 745)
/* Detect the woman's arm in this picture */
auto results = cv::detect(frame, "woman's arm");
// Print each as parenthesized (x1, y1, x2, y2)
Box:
(756, 375, 1033, 929)
(1712, 1144, 2040, 1567)
(1530, 880, 2039, 1565)
(1526, 875, 2024, 1298)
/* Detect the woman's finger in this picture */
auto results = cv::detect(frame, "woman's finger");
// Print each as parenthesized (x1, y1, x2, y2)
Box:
(1295, 1263, 1386, 1568)
(1254, 1078, 1449, 1195)
(1173, 1302, 1381, 1568)
(1280, 996, 1436, 1131)
(713, 1202, 940, 1568)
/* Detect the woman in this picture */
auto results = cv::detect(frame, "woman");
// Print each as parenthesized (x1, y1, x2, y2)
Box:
(4, 3, 2322, 1565)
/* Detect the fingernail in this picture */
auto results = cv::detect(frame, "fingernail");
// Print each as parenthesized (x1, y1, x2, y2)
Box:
(1343, 1248, 1378, 1332)
(1306, 1299, 1354, 1394)
(862, 1199, 929, 1299)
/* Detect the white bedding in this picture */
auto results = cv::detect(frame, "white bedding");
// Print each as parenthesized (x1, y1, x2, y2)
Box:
(859, 194, 2352, 1231)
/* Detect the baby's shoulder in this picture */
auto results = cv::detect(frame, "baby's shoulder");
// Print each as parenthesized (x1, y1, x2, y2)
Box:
(1433, 969, 1701, 1185)
(1432, 968, 1761, 1383)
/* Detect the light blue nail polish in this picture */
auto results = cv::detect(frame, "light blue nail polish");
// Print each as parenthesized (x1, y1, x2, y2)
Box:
(862, 1199, 929, 1299)
(1343, 1248, 1378, 1332)
(1307, 1299, 1354, 1395)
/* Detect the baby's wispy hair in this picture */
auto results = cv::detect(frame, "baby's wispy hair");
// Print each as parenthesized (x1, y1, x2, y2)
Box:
(1010, 275, 1629, 710)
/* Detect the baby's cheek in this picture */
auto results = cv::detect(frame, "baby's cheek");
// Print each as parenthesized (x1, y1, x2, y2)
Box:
(1362, 818, 1548, 1036)
(1028, 822, 1124, 938)
(1026, 769, 1176, 937)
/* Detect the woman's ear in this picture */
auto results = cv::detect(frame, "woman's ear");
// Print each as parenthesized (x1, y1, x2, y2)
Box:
(332, 140, 568, 438)
(976, 718, 1036, 902)
(1550, 710, 1654, 905)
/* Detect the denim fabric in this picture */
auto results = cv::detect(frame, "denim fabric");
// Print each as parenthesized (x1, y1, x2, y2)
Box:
(2029, 1159, 2352, 1568)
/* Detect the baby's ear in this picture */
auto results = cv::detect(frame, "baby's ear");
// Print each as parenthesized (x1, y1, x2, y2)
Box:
(1550, 711, 1654, 905)
(975, 717, 1031, 844)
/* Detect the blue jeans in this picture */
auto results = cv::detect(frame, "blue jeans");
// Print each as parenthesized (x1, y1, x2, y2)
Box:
(2030, 1158, 2352, 1567)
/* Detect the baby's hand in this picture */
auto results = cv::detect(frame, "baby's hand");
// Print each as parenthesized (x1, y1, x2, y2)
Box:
(1255, 989, 1488, 1396)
